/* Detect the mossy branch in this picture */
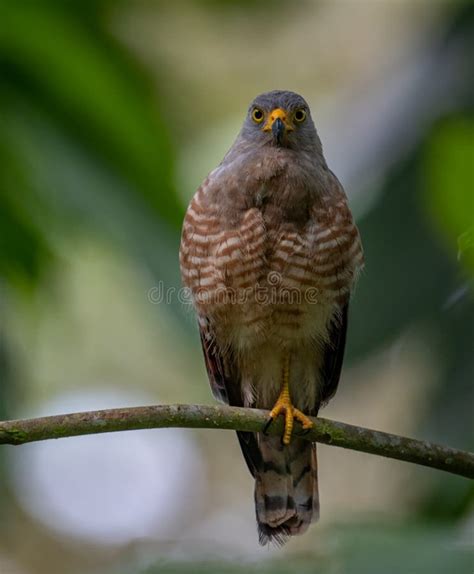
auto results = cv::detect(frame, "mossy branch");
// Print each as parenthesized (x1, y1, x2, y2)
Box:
(0, 404, 472, 479)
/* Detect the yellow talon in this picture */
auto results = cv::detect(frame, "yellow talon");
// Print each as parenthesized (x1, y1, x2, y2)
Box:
(267, 352, 314, 445)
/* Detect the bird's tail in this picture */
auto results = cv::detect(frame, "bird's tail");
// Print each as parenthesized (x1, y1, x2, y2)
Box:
(254, 434, 319, 546)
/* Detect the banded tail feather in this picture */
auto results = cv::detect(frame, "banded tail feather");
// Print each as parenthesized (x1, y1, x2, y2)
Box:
(254, 435, 319, 546)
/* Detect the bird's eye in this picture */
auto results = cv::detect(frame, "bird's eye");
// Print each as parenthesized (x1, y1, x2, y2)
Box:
(252, 108, 264, 123)
(294, 109, 307, 123)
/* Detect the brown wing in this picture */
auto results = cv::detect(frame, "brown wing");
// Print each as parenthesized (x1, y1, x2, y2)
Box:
(310, 173, 361, 413)
(199, 320, 262, 477)
(318, 302, 349, 411)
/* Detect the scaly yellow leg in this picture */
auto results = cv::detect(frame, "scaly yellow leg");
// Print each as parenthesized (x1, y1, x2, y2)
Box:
(265, 351, 313, 445)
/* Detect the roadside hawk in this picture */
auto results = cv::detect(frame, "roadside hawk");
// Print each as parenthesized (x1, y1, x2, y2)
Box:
(180, 90, 364, 545)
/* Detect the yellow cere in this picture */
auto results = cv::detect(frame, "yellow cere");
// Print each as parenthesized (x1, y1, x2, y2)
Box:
(263, 108, 294, 131)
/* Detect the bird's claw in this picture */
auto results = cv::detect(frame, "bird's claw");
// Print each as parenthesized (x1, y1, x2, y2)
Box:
(264, 396, 313, 445)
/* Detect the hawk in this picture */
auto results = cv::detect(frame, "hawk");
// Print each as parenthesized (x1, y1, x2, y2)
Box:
(179, 91, 364, 545)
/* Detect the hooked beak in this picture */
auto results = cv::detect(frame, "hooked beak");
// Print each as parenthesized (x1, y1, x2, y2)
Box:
(272, 117, 285, 146)
(263, 108, 293, 146)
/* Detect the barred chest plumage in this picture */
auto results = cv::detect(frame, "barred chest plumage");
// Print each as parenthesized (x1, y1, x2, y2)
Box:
(180, 161, 363, 353)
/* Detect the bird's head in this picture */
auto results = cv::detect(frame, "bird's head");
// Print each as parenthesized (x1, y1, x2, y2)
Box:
(240, 90, 320, 152)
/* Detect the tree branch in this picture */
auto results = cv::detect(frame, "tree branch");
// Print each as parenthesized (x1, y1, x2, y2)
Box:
(0, 404, 472, 479)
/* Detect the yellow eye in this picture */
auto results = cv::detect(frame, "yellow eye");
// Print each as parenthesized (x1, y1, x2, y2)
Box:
(294, 108, 306, 123)
(252, 108, 264, 123)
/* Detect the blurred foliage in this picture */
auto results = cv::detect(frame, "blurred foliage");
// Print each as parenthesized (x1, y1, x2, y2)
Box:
(348, 109, 474, 522)
(196, 0, 286, 10)
(0, 0, 183, 290)
(424, 116, 474, 272)
(0, 0, 186, 551)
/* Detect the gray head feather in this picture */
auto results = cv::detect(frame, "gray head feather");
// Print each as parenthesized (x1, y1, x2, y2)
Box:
(236, 90, 323, 155)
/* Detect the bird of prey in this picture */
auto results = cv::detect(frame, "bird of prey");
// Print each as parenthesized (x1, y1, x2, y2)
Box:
(180, 90, 364, 545)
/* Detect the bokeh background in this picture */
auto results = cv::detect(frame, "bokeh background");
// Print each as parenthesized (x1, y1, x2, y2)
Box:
(0, 1, 473, 573)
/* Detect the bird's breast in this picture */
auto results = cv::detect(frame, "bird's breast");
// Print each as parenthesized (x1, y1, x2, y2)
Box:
(181, 199, 362, 351)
